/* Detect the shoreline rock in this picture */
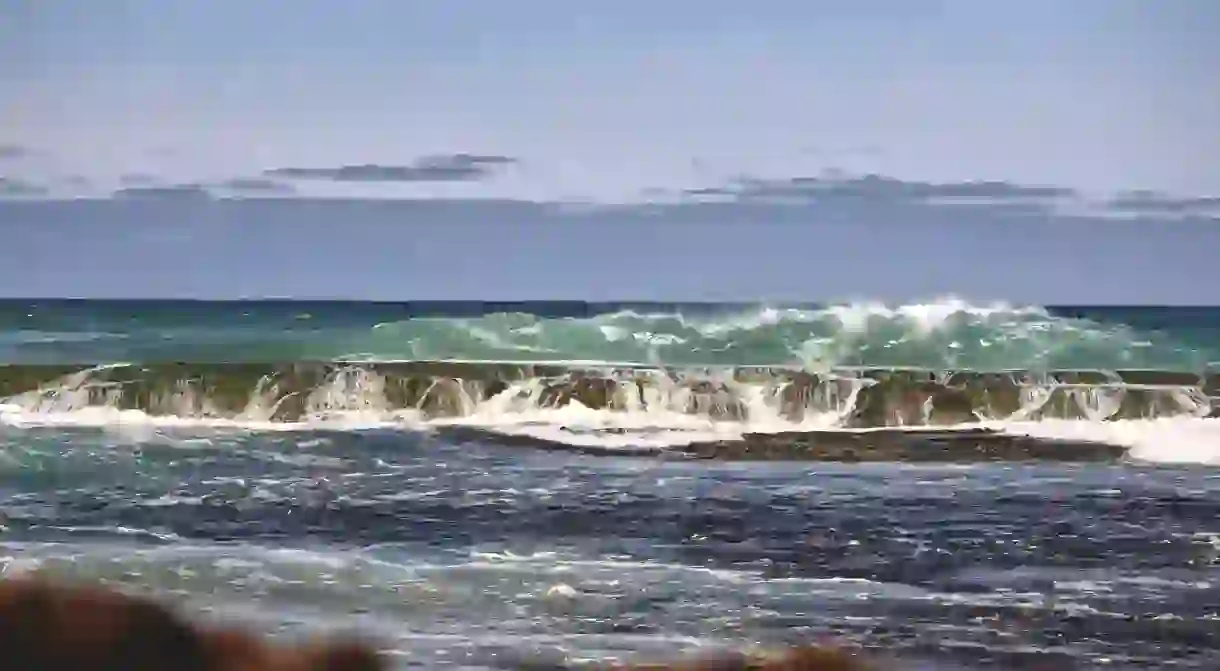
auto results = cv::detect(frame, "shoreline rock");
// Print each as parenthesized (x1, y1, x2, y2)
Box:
(436, 426, 1128, 463)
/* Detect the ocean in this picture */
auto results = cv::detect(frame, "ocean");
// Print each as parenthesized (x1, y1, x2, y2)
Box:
(2, 298, 1219, 669)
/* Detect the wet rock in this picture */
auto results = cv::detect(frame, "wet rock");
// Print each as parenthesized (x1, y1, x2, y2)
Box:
(847, 371, 942, 427)
(0, 364, 81, 399)
(438, 424, 1126, 462)
(1204, 372, 1220, 399)
(1113, 387, 1176, 420)
(1115, 369, 1205, 387)
(947, 372, 1022, 420)
(1052, 370, 1123, 386)
(382, 374, 439, 411)
(776, 372, 832, 421)
(415, 377, 472, 416)
(540, 376, 618, 410)
(0, 362, 1212, 428)
(682, 379, 746, 420)
(924, 386, 977, 425)
(679, 429, 1126, 463)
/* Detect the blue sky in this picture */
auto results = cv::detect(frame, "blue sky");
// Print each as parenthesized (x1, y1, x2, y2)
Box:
(1, 0, 1218, 302)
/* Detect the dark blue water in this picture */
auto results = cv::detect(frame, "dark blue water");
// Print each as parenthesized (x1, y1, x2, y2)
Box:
(3, 425, 1220, 669)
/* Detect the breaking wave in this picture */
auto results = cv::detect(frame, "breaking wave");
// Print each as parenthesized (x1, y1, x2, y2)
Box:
(2, 360, 1218, 465)
(266, 301, 1220, 371)
(4, 298, 1220, 464)
(2, 298, 1217, 371)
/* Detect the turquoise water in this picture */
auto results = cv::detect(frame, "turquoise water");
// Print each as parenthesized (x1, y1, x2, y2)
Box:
(1, 298, 1217, 371)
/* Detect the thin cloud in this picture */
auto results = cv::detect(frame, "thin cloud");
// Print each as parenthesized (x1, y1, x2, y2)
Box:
(214, 177, 297, 194)
(119, 173, 161, 187)
(702, 173, 1075, 204)
(113, 175, 296, 198)
(683, 186, 737, 198)
(112, 184, 213, 200)
(1107, 190, 1220, 215)
(264, 153, 517, 183)
(0, 177, 48, 197)
(0, 145, 35, 160)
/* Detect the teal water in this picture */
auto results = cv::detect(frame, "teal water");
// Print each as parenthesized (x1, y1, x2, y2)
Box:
(1, 298, 1217, 371)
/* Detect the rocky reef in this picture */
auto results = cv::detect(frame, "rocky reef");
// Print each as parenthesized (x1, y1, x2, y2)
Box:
(1, 361, 1213, 426)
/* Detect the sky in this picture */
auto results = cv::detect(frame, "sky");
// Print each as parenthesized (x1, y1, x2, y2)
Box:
(1, 0, 1218, 303)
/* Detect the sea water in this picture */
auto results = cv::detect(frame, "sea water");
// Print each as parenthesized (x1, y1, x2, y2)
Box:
(2, 298, 1219, 668)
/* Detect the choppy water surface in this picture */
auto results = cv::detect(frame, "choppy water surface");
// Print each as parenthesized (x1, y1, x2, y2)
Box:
(3, 426, 1220, 669)
(3, 299, 1220, 669)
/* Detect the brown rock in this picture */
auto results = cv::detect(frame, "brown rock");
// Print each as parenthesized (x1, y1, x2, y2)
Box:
(540, 376, 619, 410)
(0, 576, 385, 671)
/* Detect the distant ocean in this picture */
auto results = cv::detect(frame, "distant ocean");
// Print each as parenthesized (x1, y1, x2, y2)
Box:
(3, 298, 1220, 669)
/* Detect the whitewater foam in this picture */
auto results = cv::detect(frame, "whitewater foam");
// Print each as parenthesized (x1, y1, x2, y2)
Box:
(993, 417, 1220, 465)
(5, 392, 1220, 465)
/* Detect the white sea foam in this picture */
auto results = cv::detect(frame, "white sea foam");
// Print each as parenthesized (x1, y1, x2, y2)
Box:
(4, 392, 1220, 465)
(991, 417, 1220, 465)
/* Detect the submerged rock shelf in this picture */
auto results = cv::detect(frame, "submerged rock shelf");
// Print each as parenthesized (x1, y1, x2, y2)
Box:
(436, 426, 1128, 462)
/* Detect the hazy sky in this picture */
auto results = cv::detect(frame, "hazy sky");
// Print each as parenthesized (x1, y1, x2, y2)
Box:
(1, 0, 1218, 302)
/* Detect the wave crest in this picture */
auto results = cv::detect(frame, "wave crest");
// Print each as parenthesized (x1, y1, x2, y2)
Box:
(4, 298, 1214, 372)
(334, 300, 1211, 371)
